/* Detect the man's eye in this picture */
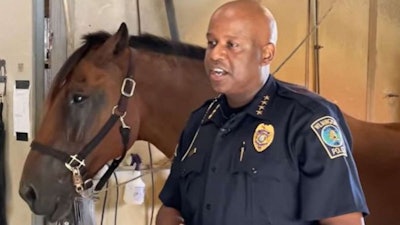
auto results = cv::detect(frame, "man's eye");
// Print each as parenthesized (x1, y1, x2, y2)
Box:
(227, 42, 238, 48)
(207, 40, 217, 48)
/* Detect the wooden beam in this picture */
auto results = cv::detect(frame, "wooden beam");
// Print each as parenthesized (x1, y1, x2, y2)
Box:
(366, 0, 377, 121)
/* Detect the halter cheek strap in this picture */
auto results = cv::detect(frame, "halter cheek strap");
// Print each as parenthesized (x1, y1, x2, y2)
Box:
(93, 125, 130, 192)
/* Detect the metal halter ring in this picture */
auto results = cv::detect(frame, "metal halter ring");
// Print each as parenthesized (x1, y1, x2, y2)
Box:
(112, 105, 127, 117)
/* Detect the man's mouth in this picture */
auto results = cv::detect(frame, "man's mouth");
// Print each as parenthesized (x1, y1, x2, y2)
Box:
(210, 68, 227, 77)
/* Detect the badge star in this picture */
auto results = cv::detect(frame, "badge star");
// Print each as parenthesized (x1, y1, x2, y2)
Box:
(258, 105, 265, 110)
(256, 110, 263, 115)
(260, 100, 268, 105)
(263, 95, 270, 101)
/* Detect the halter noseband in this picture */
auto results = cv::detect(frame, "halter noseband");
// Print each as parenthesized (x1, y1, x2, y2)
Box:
(30, 51, 136, 195)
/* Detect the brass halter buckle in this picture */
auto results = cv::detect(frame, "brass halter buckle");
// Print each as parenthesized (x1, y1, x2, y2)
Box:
(72, 168, 84, 194)
(65, 155, 86, 194)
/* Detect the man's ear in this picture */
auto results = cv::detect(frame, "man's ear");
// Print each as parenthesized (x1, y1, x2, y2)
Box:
(261, 43, 275, 65)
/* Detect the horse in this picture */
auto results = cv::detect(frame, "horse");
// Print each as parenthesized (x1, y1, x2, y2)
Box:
(19, 23, 400, 225)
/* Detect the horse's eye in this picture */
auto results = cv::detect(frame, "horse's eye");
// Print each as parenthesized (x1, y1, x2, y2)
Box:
(70, 94, 87, 104)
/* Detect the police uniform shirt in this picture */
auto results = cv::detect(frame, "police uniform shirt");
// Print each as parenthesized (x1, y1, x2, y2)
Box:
(160, 76, 369, 225)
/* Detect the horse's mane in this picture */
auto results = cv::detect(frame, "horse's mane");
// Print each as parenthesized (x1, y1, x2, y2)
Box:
(84, 31, 206, 60)
(129, 34, 206, 60)
(48, 31, 207, 102)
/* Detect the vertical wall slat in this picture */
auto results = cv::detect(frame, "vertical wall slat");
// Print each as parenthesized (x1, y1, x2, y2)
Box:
(366, 0, 378, 121)
(49, 0, 67, 84)
(32, 0, 46, 224)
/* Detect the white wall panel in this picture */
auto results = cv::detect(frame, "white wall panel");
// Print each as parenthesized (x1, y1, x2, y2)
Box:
(0, 0, 34, 224)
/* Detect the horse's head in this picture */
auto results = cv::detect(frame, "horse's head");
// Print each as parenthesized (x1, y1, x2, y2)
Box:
(19, 23, 140, 222)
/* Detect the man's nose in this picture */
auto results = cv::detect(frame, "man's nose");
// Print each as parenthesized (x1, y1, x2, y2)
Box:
(208, 44, 226, 61)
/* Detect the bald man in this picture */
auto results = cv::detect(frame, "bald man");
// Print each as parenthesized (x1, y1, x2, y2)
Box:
(156, 1, 368, 225)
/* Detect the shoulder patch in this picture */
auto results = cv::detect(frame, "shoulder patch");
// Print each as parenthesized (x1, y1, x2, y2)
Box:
(310, 116, 347, 159)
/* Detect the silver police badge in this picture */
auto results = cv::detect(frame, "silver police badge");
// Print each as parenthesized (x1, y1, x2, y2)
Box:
(311, 116, 347, 159)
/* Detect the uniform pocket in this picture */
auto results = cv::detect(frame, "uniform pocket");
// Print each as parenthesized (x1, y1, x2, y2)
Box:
(178, 152, 205, 218)
(228, 144, 285, 225)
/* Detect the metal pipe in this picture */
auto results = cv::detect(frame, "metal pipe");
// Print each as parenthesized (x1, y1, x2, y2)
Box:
(164, 0, 180, 41)
(32, 0, 46, 222)
(63, 0, 74, 56)
(272, 0, 337, 76)
(312, 0, 321, 94)
(305, 0, 312, 89)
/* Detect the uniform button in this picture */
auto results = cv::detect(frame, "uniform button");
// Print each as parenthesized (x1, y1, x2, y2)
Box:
(206, 203, 211, 210)
(251, 167, 258, 174)
(211, 167, 216, 172)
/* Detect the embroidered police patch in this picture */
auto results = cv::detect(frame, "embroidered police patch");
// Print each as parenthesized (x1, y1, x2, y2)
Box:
(311, 116, 347, 159)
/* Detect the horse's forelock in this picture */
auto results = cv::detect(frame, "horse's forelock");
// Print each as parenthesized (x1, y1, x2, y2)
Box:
(47, 45, 88, 103)
(47, 32, 113, 103)
(82, 31, 112, 46)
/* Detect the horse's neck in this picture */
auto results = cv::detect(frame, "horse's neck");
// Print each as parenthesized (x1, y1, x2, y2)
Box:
(345, 114, 400, 159)
(135, 53, 215, 157)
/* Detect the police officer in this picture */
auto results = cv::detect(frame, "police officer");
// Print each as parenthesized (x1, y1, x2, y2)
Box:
(156, 1, 369, 225)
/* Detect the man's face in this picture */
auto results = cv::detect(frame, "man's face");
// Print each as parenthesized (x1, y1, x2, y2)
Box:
(204, 13, 264, 96)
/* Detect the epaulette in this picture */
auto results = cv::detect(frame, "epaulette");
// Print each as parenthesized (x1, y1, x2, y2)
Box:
(276, 80, 332, 114)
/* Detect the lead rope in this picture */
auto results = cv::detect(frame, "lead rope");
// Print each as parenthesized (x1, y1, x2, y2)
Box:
(112, 172, 119, 225)
(148, 142, 155, 225)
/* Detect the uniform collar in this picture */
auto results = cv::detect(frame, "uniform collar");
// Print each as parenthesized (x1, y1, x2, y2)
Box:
(204, 75, 277, 124)
(243, 75, 277, 119)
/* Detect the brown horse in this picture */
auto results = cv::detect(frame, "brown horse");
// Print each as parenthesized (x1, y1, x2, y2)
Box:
(19, 23, 400, 225)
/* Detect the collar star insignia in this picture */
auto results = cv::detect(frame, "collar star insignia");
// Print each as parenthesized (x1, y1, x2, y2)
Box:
(255, 95, 271, 116)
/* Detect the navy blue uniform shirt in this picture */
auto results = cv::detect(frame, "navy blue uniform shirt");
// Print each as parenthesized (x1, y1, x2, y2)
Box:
(160, 76, 369, 225)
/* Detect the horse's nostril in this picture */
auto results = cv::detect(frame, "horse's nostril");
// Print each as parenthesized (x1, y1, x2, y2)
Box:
(19, 183, 37, 208)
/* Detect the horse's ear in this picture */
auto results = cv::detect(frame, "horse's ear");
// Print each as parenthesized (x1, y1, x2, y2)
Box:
(97, 22, 129, 58)
(113, 22, 129, 55)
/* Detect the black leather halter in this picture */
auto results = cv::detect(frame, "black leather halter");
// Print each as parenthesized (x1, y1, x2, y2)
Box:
(30, 51, 136, 193)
